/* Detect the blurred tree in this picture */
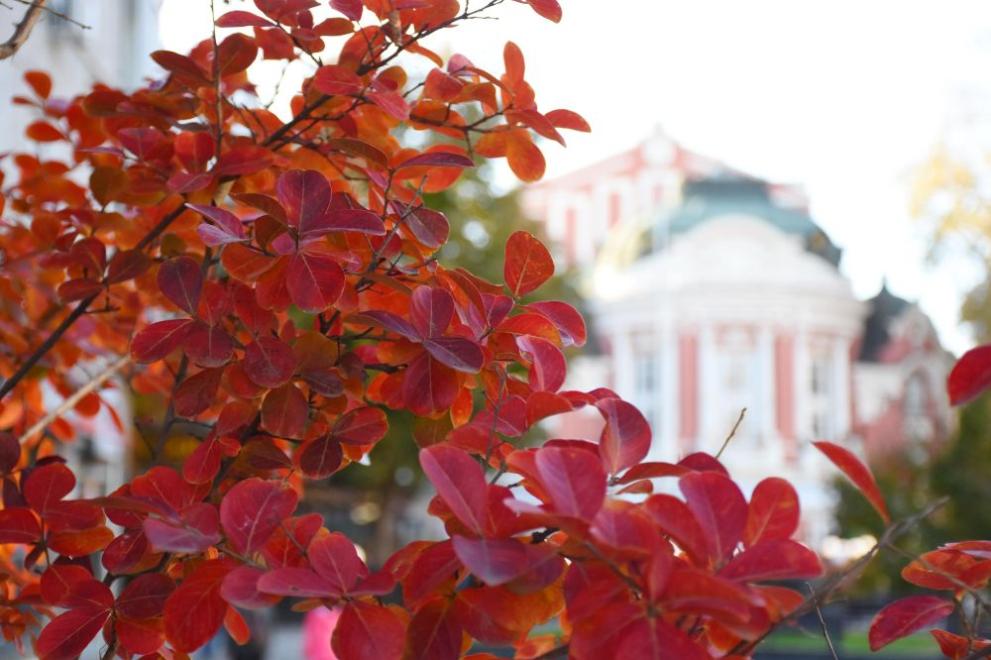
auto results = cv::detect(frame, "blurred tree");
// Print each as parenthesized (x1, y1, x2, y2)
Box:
(832, 393, 991, 596)
(911, 145, 991, 340)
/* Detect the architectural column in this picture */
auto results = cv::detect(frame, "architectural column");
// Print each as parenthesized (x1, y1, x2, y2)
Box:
(660, 316, 678, 459)
(757, 326, 775, 445)
(832, 336, 851, 438)
(774, 333, 797, 459)
(794, 325, 810, 445)
(698, 324, 717, 449)
(678, 331, 699, 452)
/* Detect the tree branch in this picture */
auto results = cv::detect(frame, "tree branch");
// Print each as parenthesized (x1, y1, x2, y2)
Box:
(17, 354, 131, 443)
(0, 0, 46, 60)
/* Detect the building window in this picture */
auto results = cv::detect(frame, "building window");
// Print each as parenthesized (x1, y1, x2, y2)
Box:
(716, 331, 759, 445)
(633, 350, 659, 430)
(809, 350, 833, 439)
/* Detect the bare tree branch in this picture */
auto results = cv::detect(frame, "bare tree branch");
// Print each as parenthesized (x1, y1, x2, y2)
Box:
(0, 0, 47, 60)
(17, 354, 131, 442)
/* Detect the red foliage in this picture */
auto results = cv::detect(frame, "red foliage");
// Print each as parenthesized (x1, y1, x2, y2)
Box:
(0, 0, 938, 658)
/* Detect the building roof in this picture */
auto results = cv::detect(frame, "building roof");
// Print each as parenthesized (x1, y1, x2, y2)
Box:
(646, 176, 843, 266)
(859, 282, 912, 362)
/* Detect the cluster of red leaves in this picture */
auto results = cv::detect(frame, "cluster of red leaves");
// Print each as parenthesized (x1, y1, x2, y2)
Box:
(858, 347, 991, 657)
(0, 1, 856, 658)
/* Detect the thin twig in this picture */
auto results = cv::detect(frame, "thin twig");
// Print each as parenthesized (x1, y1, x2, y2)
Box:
(715, 407, 746, 460)
(8, 0, 88, 29)
(17, 355, 131, 443)
(808, 582, 840, 660)
(0, 0, 46, 60)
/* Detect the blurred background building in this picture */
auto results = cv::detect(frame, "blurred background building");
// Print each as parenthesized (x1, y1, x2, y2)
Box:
(523, 130, 955, 545)
(0, 0, 161, 500)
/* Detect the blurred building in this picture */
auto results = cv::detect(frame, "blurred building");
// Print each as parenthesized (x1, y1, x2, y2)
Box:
(0, 0, 161, 494)
(523, 129, 954, 544)
(0, 0, 161, 153)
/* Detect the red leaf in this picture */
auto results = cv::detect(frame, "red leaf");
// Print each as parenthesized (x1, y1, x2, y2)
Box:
(948, 344, 991, 405)
(720, 539, 822, 582)
(679, 471, 747, 565)
(330, 0, 363, 21)
(396, 152, 474, 170)
(216, 10, 274, 27)
(526, 0, 562, 22)
(217, 33, 257, 76)
(164, 558, 236, 652)
(310, 532, 368, 592)
(40, 565, 92, 606)
(410, 286, 454, 338)
(308, 207, 385, 237)
(403, 353, 458, 416)
(744, 477, 800, 547)
(189, 204, 246, 246)
(185, 323, 234, 368)
(334, 407, 388, 445)
(451, 536, 554, 586)
(276, 169, 331, 232)
(506, 132, 545, 182)
(131, 319, 195, 363)
(504, 231, 554, 297)
(220, 478, 298, 556)
(534, 445, 606, 520)
(143, 503, 221, 553)
(24, 462, 74, 515)
(182, 436, 224, 484)
(589, 500, 660, 559)
(396, 203, 449, 249)
(615, 616, 709, 660)
(813, 441, 890, 524)
(332, 602, 406, 660)
(257, 567, 341, 598)
(545, 108, 589, 132)
(313, 65, 363, 95)
(37, 603, 111, 660)
(422, 337, 484, 373)
(116, 573, 174, 619)
(106, 249, 151, 284)
(243, 337, 296, 388)
(368, 90, 410, 119)
(526, 300, 586, 347)
(174, 367, 224, 417)
(518, 336, 566, 392)
(216, 145, 272, 176)
(420, 445, 487, 535)
(221, 565, 280, 609)
(58, 278, 102, 302)
(297, 435, 344, 479)
(261, 383, 309, 438)
(869, 596, 954, 651)
(25, 70, 52, 99)
(26, 120, 64, 142)
(406, 598, 462, 660)
(503, 41, 525, 87)
(595, 398, 650, 474)
(287, 252, 345, 312)
(661, 569, 751, 623)
(0, 432, 19, 474)
(356, 310, 420, 341)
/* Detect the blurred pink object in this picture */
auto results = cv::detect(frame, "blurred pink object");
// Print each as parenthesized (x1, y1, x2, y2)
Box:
(303, 606, 341, 660)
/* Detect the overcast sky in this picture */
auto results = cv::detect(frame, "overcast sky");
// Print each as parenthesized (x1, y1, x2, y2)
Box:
(161, 0, 991, 353)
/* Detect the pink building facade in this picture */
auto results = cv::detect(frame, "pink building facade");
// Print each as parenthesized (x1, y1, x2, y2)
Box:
(522, 131, 954, 545)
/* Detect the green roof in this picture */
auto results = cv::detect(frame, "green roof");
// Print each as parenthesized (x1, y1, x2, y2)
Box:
(647, 177, 842, 266)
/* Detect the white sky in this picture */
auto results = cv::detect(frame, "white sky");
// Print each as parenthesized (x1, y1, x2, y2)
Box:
(160, 0, 991, 353)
